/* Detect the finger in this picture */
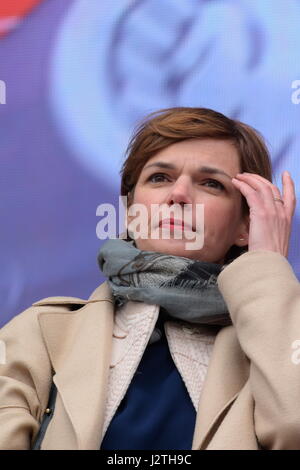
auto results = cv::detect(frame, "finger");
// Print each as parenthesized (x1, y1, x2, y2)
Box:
(238, 172, 297, 219)
(231, 177, 262, 209)
(234, 173, 283, 210)
(282, 171, 297, 219)
(235, 173, 282, 199)
(237, 172, 271, 184)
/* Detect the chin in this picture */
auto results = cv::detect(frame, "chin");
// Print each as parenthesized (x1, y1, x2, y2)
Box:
(134, 238, 224, 264)
(135, 238, 202, 258)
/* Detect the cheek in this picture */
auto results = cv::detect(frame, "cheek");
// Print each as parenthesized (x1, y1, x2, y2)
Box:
(203, 202, 238, 233)
(131, 185, 150, 205)
(130, 186, 163, 215)
(127, 191, 151, 225)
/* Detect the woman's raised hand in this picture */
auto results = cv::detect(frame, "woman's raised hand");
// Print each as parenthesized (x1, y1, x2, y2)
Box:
(232, 171, 297, 257)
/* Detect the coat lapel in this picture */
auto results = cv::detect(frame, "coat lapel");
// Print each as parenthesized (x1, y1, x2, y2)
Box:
(191, 325, 250, 449)
(36, 282, 115, 449)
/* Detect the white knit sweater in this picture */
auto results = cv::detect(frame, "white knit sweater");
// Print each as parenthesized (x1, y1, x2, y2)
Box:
(101, 300, 218, 440)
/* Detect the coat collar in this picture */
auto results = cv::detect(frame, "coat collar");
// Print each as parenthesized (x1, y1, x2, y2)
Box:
(34, 281, 249, 450)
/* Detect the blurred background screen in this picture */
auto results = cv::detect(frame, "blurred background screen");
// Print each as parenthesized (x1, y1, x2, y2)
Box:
(0, 0, 299, 327)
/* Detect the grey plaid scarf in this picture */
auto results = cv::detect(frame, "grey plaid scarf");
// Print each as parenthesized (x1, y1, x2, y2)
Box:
(97, 238, 235, 343)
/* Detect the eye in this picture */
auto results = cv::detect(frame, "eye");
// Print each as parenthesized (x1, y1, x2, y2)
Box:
(148, 172, 169, 183)
(202, 179, 225, 190)
(147, 173, 225, 190)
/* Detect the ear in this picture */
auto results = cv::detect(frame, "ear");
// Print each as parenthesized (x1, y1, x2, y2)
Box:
(234, 214, 249, 247)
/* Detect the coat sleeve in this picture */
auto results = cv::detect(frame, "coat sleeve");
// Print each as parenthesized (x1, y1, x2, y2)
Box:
(217, 250, 300, 450)
(0, 306, 53, 450)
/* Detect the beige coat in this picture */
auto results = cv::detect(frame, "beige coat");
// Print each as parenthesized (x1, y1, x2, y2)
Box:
(1, 249, 300, 450)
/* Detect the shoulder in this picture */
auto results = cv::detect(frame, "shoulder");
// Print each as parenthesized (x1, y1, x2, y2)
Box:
(218, 250, 298, 289)
(31, 280, 113, 307)
(31, 280, 113, 308)
(1, 281, 112, 335)
(32, 295, 88, 310)
(0, 299, 86, 341)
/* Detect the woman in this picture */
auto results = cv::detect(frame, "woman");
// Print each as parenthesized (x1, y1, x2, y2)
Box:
(0, 107, 298, 450)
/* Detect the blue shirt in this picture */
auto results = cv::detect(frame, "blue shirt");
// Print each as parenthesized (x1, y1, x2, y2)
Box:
(100, 313, 197, 450)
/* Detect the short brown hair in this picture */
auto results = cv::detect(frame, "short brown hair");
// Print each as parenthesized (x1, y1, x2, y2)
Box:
(119, 107, 273, 262)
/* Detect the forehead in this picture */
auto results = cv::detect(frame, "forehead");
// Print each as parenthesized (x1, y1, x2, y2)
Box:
(143, 138, 241, 173)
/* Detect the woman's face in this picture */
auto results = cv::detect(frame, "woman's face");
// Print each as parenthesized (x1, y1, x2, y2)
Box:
(126, 138, 249, 264)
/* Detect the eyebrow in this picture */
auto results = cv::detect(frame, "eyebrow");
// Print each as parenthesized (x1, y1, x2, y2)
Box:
(143, 162, 233, 180)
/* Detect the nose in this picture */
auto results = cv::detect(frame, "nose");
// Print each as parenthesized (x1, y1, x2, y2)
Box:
(165, 176, 193, 206)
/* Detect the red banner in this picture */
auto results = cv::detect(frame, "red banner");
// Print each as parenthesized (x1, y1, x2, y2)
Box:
(0, 0, 44, 37)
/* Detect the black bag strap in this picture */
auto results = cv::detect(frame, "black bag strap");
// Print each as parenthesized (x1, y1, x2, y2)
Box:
(31, 380, 58, 450)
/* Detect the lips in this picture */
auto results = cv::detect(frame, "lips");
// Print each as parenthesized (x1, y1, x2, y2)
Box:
(159, 218, 195, 232)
